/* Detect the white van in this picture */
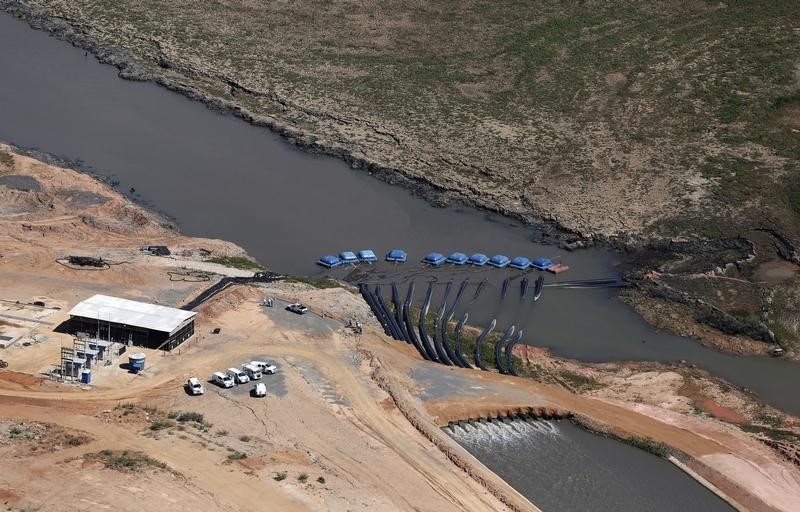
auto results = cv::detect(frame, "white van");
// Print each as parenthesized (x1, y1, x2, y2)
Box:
(187, 377, 204, 395)
(212, 371, 234, 388)
(252, 382, 267, 397)
(242, 364, 262, 380)
(227, 367, 250, 384)
(249, 360, 277, 375)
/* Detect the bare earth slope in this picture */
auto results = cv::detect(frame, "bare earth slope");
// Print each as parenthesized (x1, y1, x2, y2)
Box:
(6, 0, 800, 241)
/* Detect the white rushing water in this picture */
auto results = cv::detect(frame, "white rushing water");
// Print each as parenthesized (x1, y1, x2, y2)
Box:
(447, 420, 734, 512)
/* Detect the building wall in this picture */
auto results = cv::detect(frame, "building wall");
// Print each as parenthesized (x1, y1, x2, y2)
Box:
(67, 317, 194, 350)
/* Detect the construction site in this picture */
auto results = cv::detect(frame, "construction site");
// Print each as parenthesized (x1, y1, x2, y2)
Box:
(1, 146, 800, 512)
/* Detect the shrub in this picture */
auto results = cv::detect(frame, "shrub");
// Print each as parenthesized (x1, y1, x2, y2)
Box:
(227, 451, 247, 461)
(316, 476, 325, 484)
(149, 420, 175, 431)
(273, 472, 287, 481)
(176, 411, 204, 423)
(239, 435, 251, 442)
(297, 472, 308, 482)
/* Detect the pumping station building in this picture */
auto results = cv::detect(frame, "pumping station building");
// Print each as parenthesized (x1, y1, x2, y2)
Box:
(67, 294, 196, 350)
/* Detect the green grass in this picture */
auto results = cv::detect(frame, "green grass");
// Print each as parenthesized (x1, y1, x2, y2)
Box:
(286, 276, 340, 289)
(206, 256, 266, 271)
(89, 449, 170, 472)
(623, 436, 671, 458)
(149, 419, 175, 431)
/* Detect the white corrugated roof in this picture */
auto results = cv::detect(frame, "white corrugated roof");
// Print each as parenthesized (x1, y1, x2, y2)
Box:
(68, 294, 196, 334)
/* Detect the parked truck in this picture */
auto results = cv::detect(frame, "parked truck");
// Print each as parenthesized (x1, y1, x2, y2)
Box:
(242, 364, 262, 380)
(227, 367, 250, 385)
(212, 372, 234, 388)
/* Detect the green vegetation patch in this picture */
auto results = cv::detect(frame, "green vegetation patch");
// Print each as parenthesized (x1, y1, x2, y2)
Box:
(206, 255, 266, 271)
(86, 449, 172, 473)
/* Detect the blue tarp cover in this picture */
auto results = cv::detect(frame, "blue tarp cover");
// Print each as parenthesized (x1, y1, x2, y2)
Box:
(446, 252, 468, 264)
(357, 249, 378, 262)
(386, 249, 407, 262)
(468, 253, 489, 265)
(318, 255, 342, 268)
(531, 257, 554, 270)
(488, 255, 510, 268)
(339, 251, 359, 263)
(509, 256, 531, 269)
(424, 252, 446, 265)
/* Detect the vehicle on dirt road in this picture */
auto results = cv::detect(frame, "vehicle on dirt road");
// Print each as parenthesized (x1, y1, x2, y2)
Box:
(212, 372, 234, 388)
(242, 364, 262, 380)
(227, 367, 250, 384)
(250, 360, 277, 374)
(252, 382, 267, 397)
(286, 303, 308, 315)
(187, 377, 204, 395)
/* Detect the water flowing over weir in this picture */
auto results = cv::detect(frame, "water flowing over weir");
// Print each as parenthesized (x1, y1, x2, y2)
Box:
(447, 420, 735, 512)
(2, 12, 800, 413)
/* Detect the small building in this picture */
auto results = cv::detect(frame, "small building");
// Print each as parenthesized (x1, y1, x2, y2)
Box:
(67, 294, 196, 350)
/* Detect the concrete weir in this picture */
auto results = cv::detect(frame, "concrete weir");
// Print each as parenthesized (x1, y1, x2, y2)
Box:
(442, 407, 573, 430)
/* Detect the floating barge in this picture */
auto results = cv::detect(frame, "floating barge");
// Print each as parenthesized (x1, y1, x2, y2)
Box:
(423, 252, 446, 265)
(488, 255, 510, 268)
(318, 255, 343, 268)
(357, 249, 378, 263)
(468, 253, 489, 266)
(509, 256, 531, 270)
(531, 257, 554, 271)
(446, 252, 468, 265)
(386, 249, 407, 263)
(339, 251, 359, 265)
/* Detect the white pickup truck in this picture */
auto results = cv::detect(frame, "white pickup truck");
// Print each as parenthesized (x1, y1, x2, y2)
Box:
(187, 377, 204, 395)
(227, 367, 250, 385)
(212, 372, 234, 388)
(249, 360, 277, 375)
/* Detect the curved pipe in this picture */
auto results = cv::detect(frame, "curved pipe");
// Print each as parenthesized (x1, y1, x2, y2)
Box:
(454, 313, 471, 368)
(494, 325, 515, 374)
(473, 279, 487, 300)
(418, 282, 440, 362)
(433, 282, 454, 365)
(402, 281, 429, 359)
(474, 318, 496, 371)
(391, 283, 410, 343)
(505, 330, 524, 376)
(443, 279, 470, 367)
(359, 283, 391, 336)
(374, 285, 404, 340)
(520, 277, 529, 299)
(533, 276, 544, 301)
(501, 278, 510, 300)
